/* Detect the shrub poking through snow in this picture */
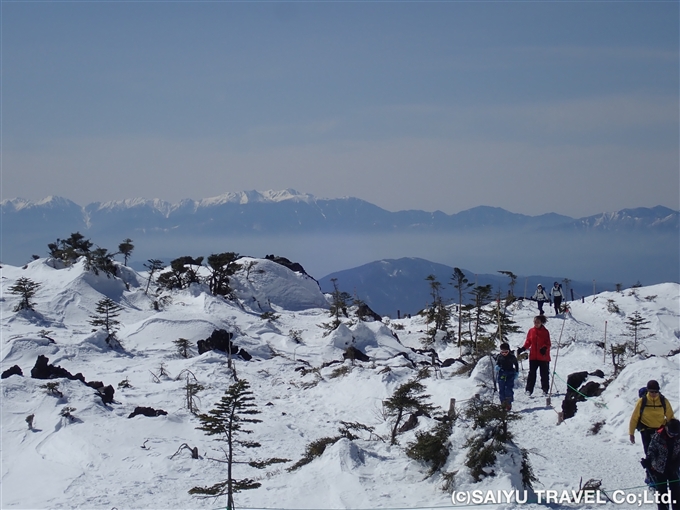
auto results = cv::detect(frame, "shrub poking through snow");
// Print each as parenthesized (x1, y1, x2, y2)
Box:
(383, 378, 435, 445)
(287, 436, 342, 471)
(406, 416, 454, 476)
(463, 396, 521, 482)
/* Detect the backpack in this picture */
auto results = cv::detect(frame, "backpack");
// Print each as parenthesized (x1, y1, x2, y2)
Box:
(636, 387, 667, 431)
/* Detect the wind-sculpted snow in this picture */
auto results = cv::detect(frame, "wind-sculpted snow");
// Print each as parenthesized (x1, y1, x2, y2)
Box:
(1, 257, 679, 509)
(231, 257, 328, 311)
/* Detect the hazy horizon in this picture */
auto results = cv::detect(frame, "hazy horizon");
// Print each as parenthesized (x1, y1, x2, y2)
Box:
(3, 2, 678, 217)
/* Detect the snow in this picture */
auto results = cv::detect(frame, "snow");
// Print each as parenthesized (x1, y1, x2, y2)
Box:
(1, 257, 678, 509)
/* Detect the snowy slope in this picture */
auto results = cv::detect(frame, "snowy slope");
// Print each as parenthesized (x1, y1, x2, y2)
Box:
(1, 258, 678, 509)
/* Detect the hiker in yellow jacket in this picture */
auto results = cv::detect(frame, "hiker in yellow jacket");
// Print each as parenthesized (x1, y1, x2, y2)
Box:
(629, 380, 675, 454)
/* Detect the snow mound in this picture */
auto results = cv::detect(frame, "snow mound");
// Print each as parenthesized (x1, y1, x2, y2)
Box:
(230, 257, 328, 311)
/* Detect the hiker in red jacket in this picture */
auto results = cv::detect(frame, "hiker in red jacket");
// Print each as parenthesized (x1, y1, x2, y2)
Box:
(517, 315, 551, 396)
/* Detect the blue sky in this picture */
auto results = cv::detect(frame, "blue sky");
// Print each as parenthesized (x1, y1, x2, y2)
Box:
(2, 1, 678, 217)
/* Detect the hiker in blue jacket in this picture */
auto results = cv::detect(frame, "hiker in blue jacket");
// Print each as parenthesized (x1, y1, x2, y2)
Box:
(495, 342, 519, 411)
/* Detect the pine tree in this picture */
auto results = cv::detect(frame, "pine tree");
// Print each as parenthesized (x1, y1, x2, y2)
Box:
(157, 256, 203, 290)
(189, 379, 286, 508)
(8, 277, 41, 311)
(624, 310, 653, 355)
(207, 252, 240, 296)
(322, 278, 351, 332)
(118, 239, 134, 266)
(423, 275, 450, 346)
(498, 270, 517, 298)
(383, 379, 435, 445)
(86, 247, 117, 277)
(466, 285, 494, 360)
(88, 297, 123, 346)
(174, 338, 192, 358)
(48, 232, 92, 264)
(491, 290, 521, 344)
(451, 267, 473, 349)
(143, 259, 166, 295)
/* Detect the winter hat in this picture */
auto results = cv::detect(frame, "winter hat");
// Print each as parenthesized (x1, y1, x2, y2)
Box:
(647, 380, 661, 391)
(500, 343, 510, 351)
(537, 284, 543, 288)
(553, 282, 558, 286)
(667, 419, 680, 436)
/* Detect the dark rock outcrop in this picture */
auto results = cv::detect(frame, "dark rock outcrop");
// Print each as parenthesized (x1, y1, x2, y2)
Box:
(566, 371, 589, 398)
(264, 255, 310, 277)
(86, 381, 115, 404)
(30, 355, 85, 382)
(343, 346, 370, 363)
(1, 365, 23, 379)
(197, 329, 236, 355)
(30, 355, 114, 404)
(561, 370, 605, 420)
(357, 303, 383, 322)
(238, 348, 252, 361)
(128, 406, 168, 419)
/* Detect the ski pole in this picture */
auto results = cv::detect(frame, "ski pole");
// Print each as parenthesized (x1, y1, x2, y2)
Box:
(548, 317, 567, 403)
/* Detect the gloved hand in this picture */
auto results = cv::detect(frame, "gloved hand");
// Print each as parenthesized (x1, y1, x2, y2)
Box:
(514, 372, 519, 380)
(495, 365, 500, 373)
(539, 346, 547, 355)
(640, 458, 650, 469)
(517, 347, 525, 355)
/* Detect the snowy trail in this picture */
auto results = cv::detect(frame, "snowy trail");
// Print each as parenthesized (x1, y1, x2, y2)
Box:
(1, 260, 678, 510)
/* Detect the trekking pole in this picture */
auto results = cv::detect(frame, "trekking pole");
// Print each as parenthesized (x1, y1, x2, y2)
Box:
(603, 320, 607, 364)
(518, 354, 525, 383)
(547, 317, 567, 407)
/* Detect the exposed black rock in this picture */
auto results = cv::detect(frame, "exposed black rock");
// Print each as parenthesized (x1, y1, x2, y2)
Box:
(128, 406, 168, 418)
(197, 329, 236, 355)
(343, 346, 370, 363)
(1, 365, 23, 379)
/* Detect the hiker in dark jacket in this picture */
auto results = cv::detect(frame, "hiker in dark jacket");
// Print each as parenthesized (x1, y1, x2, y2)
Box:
(630, 380, 675, 454)
(644, 418, 680, 510)
(495, 342, 519, 411)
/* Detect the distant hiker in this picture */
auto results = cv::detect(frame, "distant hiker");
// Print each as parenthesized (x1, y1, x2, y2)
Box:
(531, 284, 550, 315)
(495, 342, 519, 411)
(643, 418, 680, 510)
(630, 380, 675, 454)
(550, 282, 564, 314)
(517, 315, 551, 396)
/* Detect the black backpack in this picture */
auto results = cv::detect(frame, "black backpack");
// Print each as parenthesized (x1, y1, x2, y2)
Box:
(636, 387, 667, 431)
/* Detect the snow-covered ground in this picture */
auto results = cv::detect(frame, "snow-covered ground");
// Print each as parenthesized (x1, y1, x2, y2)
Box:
(1, 257, 678, 509)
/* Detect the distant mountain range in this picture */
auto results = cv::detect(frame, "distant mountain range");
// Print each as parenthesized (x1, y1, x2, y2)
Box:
(1, 190, 678, 286)
(2, 190, 677, 237)
(318, 257, 611, 317)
